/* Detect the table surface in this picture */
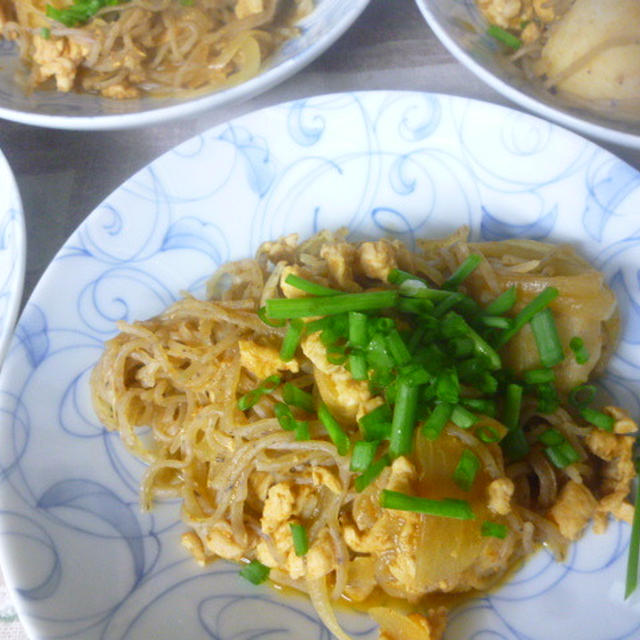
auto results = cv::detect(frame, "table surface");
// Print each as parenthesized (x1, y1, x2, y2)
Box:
(0, 0, 639, 637)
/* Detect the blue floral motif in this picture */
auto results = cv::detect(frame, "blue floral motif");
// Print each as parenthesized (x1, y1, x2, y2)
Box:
(0, 92, 638, 640)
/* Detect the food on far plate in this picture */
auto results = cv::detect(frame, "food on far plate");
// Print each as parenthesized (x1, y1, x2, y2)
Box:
(91, 227, 638, 640)
(479, 0, 640, 114)
(0, 0, 311, 98)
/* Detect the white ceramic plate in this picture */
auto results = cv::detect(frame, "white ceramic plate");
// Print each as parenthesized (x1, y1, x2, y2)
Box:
(1, 91, 640, 640)
(0, 0, 369, 130)
(0, 150, 25, 365)
(414, 0, 640, 149)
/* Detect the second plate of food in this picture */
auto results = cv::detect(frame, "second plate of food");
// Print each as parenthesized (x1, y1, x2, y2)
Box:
(0, 91, 639, 640)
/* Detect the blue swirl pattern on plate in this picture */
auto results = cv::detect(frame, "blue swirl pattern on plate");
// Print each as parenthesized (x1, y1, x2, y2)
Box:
(1, 92, 640, 639)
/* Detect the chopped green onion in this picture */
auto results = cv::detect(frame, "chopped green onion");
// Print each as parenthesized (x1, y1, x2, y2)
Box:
(386, 329, 411, 366)
(280, 318, 304, 361)
(318, 403, 351, 455)
(305, 316, 336, 334)
(496, 287, 559, 347)
(258, 306, 286, 327)
(580, 407, 614, 432)
(290, 523, 309, 556)
(389, 380, 419, 458)
(284, 273, 339, 296)
(538, 428, 565, 447)
(625, 460, 640, 598)
(545, 441, 581, 468)
(569, 336, 590, 365)
(366, 333, 395, 371)
(359, 404, 392, 441)
(536, 381, 559, 414)
(399, 363, 432, 387)
(433, 292, 466, 318)
(388, 268, 429, 286)
(422, 402, 453, 440)
(451, 404, 477, 429)
(530, 308, 564, 368)
(484, 286, 517, 316)
(282, 383, 314, 412)
(453, 449, 480, 491)
(443, 254, 482, 290)
(349, 352, 369, 380)
(348, 311, 369, 347)
(444, 312, 501, 370)
(568, 384, 597, 409)
(355, 454, 391, 492)
(265, 290, 398, 319)
(350, 440, 379, 472)
(481, 315, 512, 329)
(294, 420, 310, 441)
(436, 368, 460, 404)
(500, 427, 529, 461)
(487, 24, 522, 50)
(237, 375, 281, 411)
(475, 423, 503, 444)
(381, 490, 474, 520)
(461, 397, 496, 417)
(46, 0, 128, 27)
(239, 560, 270, 585)
(274, 402, 295, 431)
(523, 368, 555, 385)
(448, 337, 474, 358)
(482, 521, 509, 539)
(40, 26, 51, 39)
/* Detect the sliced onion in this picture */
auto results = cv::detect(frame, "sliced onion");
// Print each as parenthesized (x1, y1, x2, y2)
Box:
(306, 576, 353, 640)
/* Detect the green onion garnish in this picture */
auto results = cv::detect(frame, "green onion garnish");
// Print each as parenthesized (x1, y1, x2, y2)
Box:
(348, 352, 369, 380)
(40, 26, 51, 39)
(461, 397, 496, 417)
(530, 308, 564, 368)
(484, 286, 517, 316)
(284, 273, 339, 296)
(318, 403, 351, 455)
(580, 407, 614, 432)
(294, 420, 310, 441)
(274, 402, 295, 431)
(625, 460, 640, 598)
(569, 336, 590, 365)
(475, 423, 503, 444)
(545, 440, 581, 468)
(239, 560, 270, 585)
(442, 254, 482, 290)
(481, 316, 512, 329)
(436, 368, 460, 404)
(386, 329, 411, 366)
(445, 312, 501, 371)
(280, 319, 304, 361)
(389, 380, 419, 458)
(388, 268, 429, 286)
(290, 523, 309, 556)
(538, 428, 564, 447)
(501, 427, 530, 462)
(568, 384, 597, 409)
(487, 24, 522, 50)
(481, 521, 509, 539)
(451, 404, 477, 429)
(348, 311, 369, 347)
(359, 404, 392, 441)
(523, 368, 555, 385)
(258, 306, 286, 327)
(453, 449, 480, 491)
(266, 291, 398, 319)
(350, 440, 378, 472)
(237, 375, 281, 411)
(381, 490, 474, 520)
(496, 287, 559, 347)
(282, 383, 314, 412)
(355, 454, 391, 492)
(46, 0, 128, 27)
(422, 402, 453, 440)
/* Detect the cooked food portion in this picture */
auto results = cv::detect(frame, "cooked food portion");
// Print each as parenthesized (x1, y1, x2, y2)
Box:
(0, 0, 311, 98)
(478, 0, 640, 114)
(91, 228, 637, 640)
